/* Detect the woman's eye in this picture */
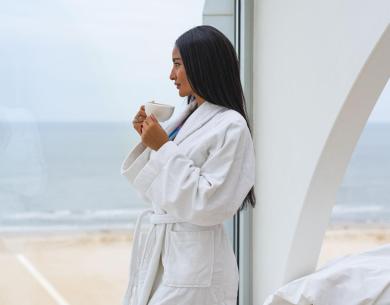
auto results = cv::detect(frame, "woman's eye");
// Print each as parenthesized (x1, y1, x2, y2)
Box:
(174, 63, 180, 67)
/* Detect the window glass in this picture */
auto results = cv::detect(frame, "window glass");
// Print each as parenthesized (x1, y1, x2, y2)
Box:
(0, 2, 206, 302)
(318, 80, 390, 267)
(0, 0, 205, 232)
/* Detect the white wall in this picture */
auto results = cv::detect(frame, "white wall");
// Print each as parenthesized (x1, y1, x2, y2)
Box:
(252, 1, 390, 303)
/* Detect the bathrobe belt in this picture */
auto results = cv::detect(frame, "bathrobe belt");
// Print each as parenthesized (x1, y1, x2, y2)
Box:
(123, 208, 186, 305)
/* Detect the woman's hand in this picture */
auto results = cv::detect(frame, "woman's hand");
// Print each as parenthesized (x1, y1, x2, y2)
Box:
(132, 105, 146, 136)
(141, 114, 169, 151)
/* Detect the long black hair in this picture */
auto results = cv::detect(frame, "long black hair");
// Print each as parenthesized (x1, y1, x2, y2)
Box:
(175, 25, 256, 211)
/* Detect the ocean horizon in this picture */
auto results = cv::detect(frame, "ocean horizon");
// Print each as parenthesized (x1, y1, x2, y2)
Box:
(0, 121, 389, 232)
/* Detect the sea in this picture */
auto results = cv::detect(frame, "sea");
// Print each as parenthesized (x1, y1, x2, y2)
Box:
(0, 121, 389, 233)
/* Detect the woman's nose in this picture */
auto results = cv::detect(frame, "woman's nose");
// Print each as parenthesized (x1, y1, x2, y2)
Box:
(169, 68, 175, 80)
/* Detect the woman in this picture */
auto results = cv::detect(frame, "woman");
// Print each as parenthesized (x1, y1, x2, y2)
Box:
(121, 25, 256, 305)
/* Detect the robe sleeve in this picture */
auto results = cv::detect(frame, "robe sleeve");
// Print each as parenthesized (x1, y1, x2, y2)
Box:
(121, 120, 256, 226)
(120, 142, 153, 204)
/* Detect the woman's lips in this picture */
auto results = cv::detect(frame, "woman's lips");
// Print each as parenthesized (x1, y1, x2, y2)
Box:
(176, 84, 181, 89)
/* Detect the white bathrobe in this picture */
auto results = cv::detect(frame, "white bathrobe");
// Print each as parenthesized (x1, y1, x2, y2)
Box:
(120, 99, 256, 305)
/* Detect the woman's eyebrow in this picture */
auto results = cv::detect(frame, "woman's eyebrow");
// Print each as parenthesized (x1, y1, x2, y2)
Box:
(172, 57, 182, 62)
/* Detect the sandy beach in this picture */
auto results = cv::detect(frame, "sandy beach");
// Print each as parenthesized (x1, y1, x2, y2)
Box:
(1, 225, 390, 305)
(317, 224, 390, 267)
(0, 230, 133, 305)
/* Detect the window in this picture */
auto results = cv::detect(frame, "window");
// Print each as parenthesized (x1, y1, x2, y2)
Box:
(318, 80, 390, 267)
(0, 1, 205, 303)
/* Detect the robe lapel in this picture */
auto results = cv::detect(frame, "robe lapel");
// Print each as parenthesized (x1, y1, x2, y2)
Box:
(173, 100, 225, 145)
(162, 99, 198, 136)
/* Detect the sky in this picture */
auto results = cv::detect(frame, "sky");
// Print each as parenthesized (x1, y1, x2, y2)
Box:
(0, 0, 388, 123)
(369, 80, 390, 123)
(0, 0, 205, 122)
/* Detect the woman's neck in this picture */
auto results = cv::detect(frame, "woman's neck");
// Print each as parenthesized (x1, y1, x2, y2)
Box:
(193, 95, 205, 107)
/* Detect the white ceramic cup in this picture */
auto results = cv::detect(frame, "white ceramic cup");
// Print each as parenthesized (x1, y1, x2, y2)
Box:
(145, 101, 175, 122)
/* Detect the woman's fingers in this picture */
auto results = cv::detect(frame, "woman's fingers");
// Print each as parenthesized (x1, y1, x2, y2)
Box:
(143, 115, 155, 125)
(133, 122, 143, 135)
(150, 114, 157, 122)
(133, 111, 146, 123)
(131, 105, 147, 135)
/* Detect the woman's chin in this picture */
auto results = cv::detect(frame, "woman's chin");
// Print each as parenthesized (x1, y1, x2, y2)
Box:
(177, 87, 192, 97)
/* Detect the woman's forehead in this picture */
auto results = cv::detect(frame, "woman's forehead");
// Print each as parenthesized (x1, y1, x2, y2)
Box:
(172, 47, 181, 60)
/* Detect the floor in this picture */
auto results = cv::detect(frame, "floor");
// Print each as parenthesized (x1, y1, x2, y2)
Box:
(1, 227, 389, 305)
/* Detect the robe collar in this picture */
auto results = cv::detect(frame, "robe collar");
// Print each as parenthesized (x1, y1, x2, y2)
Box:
(164, 99, 226, 145)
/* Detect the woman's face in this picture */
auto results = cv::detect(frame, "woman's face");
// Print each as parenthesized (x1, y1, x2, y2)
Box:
(170, 47, 193, 97)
